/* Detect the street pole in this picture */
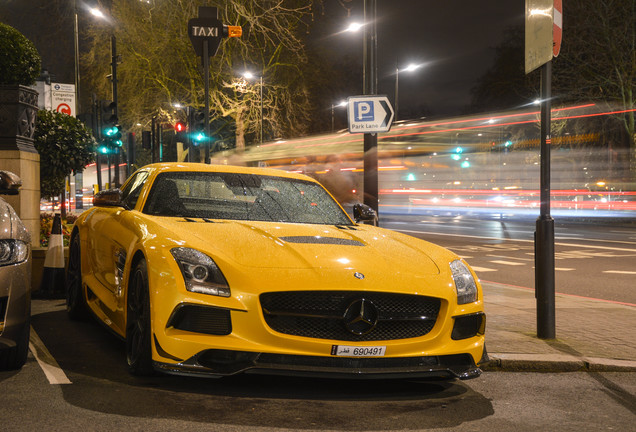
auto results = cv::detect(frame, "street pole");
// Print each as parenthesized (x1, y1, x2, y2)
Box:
(111, 35, 120, 186)
(260, 75, 263, 145)
(394, 64, 399, 122)
(535, 60, 556, 339)
(362, 0, 379, 217)
(73, 0, 81, 114)
(203, 39, 211, 163)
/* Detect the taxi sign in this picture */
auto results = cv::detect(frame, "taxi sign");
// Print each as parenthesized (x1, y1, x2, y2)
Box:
(347, 95, 394, 134)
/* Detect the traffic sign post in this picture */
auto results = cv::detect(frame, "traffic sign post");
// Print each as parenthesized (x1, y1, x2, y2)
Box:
(525, 0, 563, 339)
(188, 7, 241, 163)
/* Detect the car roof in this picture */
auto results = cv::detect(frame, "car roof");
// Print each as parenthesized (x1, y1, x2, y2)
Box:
(138, 163, 317, 183)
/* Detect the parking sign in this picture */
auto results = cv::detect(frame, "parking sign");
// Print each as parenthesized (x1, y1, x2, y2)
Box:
(347, 95, 394, 134)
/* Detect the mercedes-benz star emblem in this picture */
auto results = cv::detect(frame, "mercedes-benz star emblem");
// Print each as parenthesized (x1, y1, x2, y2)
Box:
(354, 272, 365, 280)
(343, 298, 379, 335)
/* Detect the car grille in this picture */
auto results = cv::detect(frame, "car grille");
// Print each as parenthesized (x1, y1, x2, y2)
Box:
(167, 304, 232, 335)
(260, 291, 440, 341)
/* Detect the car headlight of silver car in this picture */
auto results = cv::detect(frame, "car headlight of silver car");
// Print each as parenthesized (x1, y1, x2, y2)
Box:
(450, 259, 478, 304)
(0, 239, 29, 267)
(170, 247, 230, 297)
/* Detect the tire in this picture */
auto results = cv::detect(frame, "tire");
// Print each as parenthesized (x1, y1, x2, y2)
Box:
(126, 258, 154, 376)
(66, 233, 89, 320)
(0, 314, 30, 371)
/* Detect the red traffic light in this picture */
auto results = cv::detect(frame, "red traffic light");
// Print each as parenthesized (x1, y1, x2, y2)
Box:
(175, 121, 186, 132)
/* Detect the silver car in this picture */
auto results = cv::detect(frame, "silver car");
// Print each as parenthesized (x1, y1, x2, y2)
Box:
(0, 170, 31, 370)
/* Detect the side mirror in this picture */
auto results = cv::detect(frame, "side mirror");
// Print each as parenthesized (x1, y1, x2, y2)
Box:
(0, 170, 22, 195)
(353, 203, 378, 226)
(94, 189, 124, 207)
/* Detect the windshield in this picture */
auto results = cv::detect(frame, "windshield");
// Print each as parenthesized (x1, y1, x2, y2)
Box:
(143, 172, 353, 225)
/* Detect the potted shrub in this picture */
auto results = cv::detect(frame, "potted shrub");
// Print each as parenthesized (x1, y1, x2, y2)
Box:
(0, 23, 41, 152)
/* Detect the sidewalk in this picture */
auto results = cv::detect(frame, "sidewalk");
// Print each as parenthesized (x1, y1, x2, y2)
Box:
(481, 281, 636, 372)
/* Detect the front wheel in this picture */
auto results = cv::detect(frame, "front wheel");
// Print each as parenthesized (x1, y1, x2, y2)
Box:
(126, 258, 154, 376)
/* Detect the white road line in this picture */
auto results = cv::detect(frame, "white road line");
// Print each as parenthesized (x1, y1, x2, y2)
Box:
(602, 270, 636, 275)
(486, 254, 534, 262)
(470, 266, 498, 272)
(394, 229, 636, 252)
(489, 260, 525, 266)
(29, 327, 71, 385)
(555, 268, 575, 271)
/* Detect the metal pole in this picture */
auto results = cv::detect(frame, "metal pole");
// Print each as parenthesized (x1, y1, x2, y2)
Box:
(73, 0, 81, 114)
(151, 116, 155, 164)
(394, 64, 399, 122)
(535, 60, 556, 339)
(203, 40, 211, 163)
(260, 75, 263, 145)
(362, 0, 379, 216)
(331, 104, 335, 132)
(111, 36, 120, 186)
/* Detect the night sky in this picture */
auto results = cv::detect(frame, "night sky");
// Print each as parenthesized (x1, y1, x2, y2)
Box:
(1, 0, 526, 118)
(318, 0, 526, 116)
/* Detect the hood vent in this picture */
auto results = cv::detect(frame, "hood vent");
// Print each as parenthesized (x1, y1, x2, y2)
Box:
(279, 236, 364, 246)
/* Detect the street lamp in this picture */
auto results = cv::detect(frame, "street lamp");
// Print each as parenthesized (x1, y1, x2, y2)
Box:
(243, 71, 263, 145)
(394, 63, 422, 121)
(331, 100, 347, 132)
(74, 3, 108, 114)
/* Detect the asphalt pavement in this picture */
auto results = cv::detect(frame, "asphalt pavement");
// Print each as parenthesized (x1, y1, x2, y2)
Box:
(481, 281, 636, 373)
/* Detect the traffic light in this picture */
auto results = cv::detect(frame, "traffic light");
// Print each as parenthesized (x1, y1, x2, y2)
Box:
(99, 100, 122, 152)
(190, 110, 207, 144)
(174, 121, 187, 143)
(175, 121, 186, 133)
(100, 100, 117, 137)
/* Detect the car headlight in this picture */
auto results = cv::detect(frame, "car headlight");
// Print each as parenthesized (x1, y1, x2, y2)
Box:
(170, 247, 230, 297)
(0, 239, 28, 267)
(450, 259, 478, 304)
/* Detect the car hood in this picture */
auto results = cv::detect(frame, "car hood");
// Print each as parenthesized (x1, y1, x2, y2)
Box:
(152, 218, 442, 275)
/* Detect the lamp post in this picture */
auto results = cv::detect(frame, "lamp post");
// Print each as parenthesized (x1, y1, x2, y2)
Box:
(394, 63, 421, 122)
(243, 72, 263, 145)
(331, 100, 347, 132)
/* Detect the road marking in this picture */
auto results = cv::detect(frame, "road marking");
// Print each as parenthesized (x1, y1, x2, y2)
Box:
(470, 266, 498, 272)
(29, 327, 71, 385)
(602, 270, 636, 275)
(486, 254, 533, 262)
(489, 260, 525, 266)
(555, 267, 575, 271)
(395, 229, 636, 252)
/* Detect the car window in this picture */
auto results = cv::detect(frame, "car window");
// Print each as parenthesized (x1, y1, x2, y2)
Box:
(120, 171, 149, 209)
(143, 172, 352, 225)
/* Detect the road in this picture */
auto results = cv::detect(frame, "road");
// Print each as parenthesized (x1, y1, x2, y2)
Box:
(0, 299, 634, 431)
(381, 215, 636, 305)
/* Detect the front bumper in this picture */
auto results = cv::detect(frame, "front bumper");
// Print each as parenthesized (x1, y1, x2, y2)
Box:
(154, 348, 484, 380)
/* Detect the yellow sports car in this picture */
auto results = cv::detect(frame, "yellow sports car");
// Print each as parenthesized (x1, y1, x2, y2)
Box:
(67, 163, 486, 379)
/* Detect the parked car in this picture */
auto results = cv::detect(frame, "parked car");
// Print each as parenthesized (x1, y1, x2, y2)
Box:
(67, 163, 486, 380)
(0, 171, 31, 370)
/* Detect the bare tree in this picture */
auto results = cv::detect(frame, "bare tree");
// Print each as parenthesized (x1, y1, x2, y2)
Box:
(82, 0, 315, 154)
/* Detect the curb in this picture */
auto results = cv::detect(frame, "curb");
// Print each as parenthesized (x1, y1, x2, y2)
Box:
(483, 353, 636, 373)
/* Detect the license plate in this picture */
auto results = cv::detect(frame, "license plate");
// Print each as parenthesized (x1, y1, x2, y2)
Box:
(331, 345, 386, 357)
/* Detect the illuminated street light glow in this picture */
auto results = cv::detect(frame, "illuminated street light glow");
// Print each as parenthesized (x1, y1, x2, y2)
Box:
(90, 7, 105, 19)
(346, 22, 364, 32)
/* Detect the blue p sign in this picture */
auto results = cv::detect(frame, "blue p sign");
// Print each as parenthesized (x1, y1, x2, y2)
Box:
(354, 101, 374, 122)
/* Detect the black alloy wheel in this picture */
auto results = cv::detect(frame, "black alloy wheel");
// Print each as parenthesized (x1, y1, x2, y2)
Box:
(126, 258, 154, 376)
(66, 233, 88, 320)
